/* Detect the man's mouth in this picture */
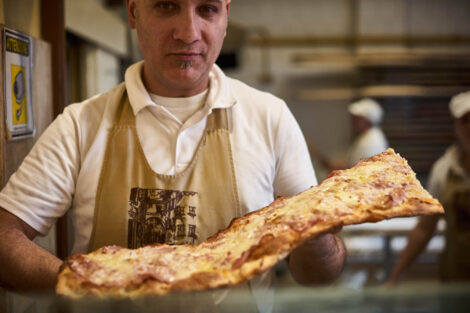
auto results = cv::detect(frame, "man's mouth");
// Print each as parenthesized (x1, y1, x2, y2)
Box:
(172, 52, 201, 61)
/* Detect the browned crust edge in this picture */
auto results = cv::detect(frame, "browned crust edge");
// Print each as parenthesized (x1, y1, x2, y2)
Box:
(56, 149, 445, 298)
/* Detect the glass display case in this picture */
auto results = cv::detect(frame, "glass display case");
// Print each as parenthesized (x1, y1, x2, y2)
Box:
(18, 282, 470, 313)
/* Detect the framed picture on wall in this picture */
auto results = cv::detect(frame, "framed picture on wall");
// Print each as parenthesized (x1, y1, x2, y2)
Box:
(3, 27, 35, 140)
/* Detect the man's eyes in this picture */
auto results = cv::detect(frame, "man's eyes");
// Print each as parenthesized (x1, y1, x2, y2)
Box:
(198, 5, 219, 17)
(153, 1, 220, 17)
(154, 1, 177, 11)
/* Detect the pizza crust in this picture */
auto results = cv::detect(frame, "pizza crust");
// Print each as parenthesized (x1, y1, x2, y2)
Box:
(56, 148, 443, 298)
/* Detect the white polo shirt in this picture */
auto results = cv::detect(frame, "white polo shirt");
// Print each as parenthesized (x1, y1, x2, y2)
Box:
(0, 61, 317, 254)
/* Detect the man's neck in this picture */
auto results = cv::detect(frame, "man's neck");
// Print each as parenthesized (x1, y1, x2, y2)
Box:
(142, 65, 210, 98)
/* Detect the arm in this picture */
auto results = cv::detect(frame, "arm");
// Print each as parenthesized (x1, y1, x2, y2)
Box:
(288, 232, 346, 285)
(306, 139, 349, 172)
(272, 105, 346, 284)
(306, 139, 340, 172)
(386, 215, 439, 285)
(0, 208, 62, 291)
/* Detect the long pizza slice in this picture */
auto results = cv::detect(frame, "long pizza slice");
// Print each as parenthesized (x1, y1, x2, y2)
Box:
(56, 148, 443, 298)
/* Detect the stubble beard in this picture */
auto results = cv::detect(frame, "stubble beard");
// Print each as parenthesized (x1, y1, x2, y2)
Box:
(180, 61, 193, 69)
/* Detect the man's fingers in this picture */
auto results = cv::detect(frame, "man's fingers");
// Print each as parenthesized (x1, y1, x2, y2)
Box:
(329, 224, 343, 234)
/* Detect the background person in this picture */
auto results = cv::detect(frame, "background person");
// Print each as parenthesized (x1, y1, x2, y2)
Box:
(345, 98, 389, 167)
(310, 98, 389, 172)
(387, 90, 470, 284)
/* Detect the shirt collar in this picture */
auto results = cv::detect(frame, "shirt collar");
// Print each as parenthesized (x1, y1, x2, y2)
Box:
(124, 61, 237, 116)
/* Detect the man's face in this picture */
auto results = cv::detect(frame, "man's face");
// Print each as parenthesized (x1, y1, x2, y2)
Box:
(351, 114, 371, 136)
(456, 112, 470, 155)
(127, 0, 230, 97)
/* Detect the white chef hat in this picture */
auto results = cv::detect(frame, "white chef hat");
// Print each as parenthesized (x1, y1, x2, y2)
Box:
(348, 98, 384, 125)
(449, 90, 470, 119)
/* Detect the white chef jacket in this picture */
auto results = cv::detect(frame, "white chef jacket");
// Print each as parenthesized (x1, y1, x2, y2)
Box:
(347, 126, 389, 166)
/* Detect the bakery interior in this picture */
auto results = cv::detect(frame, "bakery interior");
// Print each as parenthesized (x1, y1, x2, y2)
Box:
(1, 0, 470, 312)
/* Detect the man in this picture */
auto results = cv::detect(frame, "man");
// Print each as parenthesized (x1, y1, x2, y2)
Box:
(346, 98, 388, 167)
(319, 98, 388, 171)
(0, 0, 345, 309)
(387, 91, 470, 284)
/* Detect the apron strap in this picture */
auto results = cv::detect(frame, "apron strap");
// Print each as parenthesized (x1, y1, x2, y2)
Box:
(206, 108, 232, 132)
(115, 90, 136, 127)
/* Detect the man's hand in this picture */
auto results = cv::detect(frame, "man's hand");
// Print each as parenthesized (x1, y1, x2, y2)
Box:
(287, 227, 346, 285)
(0, 208, 62, 291)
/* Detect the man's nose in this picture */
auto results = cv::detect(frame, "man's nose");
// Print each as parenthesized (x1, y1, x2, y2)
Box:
(173, 11, 201, 44)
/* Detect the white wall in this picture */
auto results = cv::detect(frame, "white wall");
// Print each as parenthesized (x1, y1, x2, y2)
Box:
(358, 0, 408, 36)
(1, 0, 41, 38)
(65, 0, 128, 57)
(230, 0, 470, 37)
(81, 45, 121, 99)
(229, 0, 352, 37)
(409, 0, 470, 36)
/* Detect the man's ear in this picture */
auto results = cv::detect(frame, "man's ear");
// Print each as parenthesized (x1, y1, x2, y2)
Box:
(224, 0, 231, 37)
(127, 0, 137, 29)
(226, 0, 231, 15)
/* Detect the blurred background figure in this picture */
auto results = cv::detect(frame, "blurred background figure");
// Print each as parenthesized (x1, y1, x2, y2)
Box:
(346, 98, 389, 167)
(387, 90, 470, 285)
(313, 98, 389, 172)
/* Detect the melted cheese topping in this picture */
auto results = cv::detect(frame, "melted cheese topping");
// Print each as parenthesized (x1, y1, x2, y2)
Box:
(59, 149, 442, 297)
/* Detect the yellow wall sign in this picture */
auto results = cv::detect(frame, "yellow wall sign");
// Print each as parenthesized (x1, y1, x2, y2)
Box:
(5, 35, 29, 56)
(3, 27, 34, 140)
(10, 64, 28, 125)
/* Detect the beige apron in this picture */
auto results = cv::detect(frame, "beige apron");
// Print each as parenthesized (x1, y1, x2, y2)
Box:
(89, 91, 242, 249)
(89, 90, 259, 312)
(439, 170, 470, 281)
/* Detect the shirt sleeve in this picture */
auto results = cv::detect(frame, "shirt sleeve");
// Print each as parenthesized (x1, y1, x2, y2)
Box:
(0, 107, 81, 235)
(272, 102, 317, 197)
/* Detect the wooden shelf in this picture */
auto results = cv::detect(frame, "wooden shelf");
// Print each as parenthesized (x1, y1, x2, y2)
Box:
(249, 35, 470, 47)
(298, 85, 469, 101)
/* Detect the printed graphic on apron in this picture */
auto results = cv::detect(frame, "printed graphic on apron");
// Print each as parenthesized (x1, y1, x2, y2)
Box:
(128, 187, 198, 248)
